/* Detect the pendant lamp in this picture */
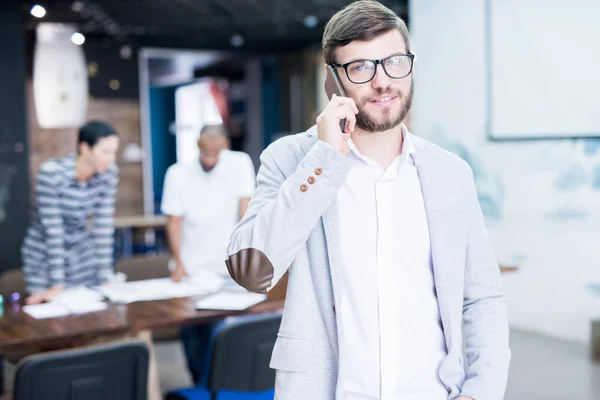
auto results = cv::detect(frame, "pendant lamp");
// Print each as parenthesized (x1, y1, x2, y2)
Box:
(33, 23, 88, 128)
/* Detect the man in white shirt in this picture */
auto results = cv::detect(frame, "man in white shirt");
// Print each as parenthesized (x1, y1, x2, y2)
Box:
(225, 1, 510, 399)
(161, 124, 255, 383)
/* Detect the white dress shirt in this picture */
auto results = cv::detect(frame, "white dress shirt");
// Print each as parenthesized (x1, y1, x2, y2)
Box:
(336, 126, 448, 400)
(161, 150, 256, 276)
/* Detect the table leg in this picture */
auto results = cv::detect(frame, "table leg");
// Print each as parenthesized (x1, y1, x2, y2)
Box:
(125, 228, 134, 258)
(117, 227, 133, 259)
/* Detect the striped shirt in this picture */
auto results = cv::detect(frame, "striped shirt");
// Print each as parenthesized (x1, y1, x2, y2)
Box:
(22, 154, 119, 293)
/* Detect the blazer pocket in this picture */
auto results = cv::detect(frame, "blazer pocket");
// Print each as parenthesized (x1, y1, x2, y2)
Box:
(269, 333, 311, 372)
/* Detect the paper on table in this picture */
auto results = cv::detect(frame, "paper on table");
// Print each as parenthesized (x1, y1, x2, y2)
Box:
(195, 291, 267, 311)
(23, 303, 71, 319)
(52, 287, 105, 304)
(187, 271, 228, 291)
(50, 286, 108, 314)
(98, 274, 226, 304)
(23, 287, 109, 319)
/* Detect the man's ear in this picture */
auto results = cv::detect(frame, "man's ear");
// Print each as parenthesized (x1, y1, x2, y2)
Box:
(79, 142, 89, 155)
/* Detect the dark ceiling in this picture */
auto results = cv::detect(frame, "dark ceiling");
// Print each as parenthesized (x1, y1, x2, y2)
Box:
(21, 0, 409, 52)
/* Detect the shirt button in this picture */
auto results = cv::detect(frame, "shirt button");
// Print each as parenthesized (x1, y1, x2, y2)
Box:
(315, 168, 323, 175)
(300, 184, 308, 192)
(307, 176, 316, 184)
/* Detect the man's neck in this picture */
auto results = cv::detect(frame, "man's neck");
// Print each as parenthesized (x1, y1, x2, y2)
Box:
(350, 125, 404, 168)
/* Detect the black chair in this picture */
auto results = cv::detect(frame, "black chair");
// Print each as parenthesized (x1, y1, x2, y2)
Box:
(12, 340, 149, 400)
(167, 312, 282, 400)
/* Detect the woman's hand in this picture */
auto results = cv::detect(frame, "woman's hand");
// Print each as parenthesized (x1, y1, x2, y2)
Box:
(25, 285, 63, 305)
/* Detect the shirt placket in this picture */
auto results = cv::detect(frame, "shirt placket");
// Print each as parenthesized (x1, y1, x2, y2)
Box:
(375, 179, 398, 399)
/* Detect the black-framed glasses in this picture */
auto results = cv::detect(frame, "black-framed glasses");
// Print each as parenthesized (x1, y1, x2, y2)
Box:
(330, 53, 416, 84)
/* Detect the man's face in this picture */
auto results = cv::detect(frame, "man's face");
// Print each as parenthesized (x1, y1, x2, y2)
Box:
(80, 135, 120, 174)
(198, 136, 227, 172)
(334, 30, 414, 133)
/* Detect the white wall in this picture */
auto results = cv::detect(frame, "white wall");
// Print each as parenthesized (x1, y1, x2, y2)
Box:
(487, 0, 600, 139)
(410, 0, 600, 344)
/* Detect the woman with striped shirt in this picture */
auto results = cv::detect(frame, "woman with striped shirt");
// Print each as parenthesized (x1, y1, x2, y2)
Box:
(22, 121, 120, 304)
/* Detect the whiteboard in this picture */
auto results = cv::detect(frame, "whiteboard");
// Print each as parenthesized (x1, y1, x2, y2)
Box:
(488, 0, 600, 139)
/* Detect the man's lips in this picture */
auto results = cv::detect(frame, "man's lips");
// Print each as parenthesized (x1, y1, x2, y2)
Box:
(369, 94, 399, 105)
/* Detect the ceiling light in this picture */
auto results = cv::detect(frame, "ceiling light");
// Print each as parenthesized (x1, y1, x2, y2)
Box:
(71, 32, 85, 45)
(71, 1, 84, 13)
(30, 5, 46, 18)
(87, 62, 98, 77)
(230, 34, 244, 47)
(109, 79, 120, 90)
(304, 15, 318, 29)
(119, 45, 132, 60)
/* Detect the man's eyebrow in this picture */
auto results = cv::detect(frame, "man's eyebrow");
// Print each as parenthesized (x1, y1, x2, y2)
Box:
(340, 51, 408, 64)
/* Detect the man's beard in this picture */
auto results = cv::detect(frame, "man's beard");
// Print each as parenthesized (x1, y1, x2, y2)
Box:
(355, 81, 414, 133)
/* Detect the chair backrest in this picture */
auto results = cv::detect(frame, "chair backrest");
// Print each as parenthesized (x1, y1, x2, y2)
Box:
(208, 313, 282, 393)
(114, 255, 170, 282)
(13, 340, 149, 400)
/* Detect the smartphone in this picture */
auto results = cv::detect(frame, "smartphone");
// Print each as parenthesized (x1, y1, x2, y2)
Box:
(326, 65, 348, 133)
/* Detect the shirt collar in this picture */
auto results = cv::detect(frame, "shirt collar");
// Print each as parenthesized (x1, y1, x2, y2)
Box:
(402, 124, 418, 167)
(198, 149, 230, 177)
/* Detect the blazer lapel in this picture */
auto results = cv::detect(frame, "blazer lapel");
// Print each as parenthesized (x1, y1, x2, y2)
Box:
(415, 141, 454, 350)
(321, 198, 343, 308)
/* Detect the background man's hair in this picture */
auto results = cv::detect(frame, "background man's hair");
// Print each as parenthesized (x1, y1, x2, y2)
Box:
(199, 124, 227, 139)
(78, 120, 117, 148)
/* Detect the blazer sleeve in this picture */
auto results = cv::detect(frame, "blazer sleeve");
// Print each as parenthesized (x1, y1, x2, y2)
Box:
(226, 139, 352, 293)
(460, 167, 511, 400)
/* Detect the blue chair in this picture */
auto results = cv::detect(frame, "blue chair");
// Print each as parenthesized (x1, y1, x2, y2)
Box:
(166, 312, 282, 400)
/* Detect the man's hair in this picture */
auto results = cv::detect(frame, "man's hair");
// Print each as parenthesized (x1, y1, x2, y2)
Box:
(78, 120, 117, 148)
(322, 0, 411, 64)
(199, 124, 226, 139)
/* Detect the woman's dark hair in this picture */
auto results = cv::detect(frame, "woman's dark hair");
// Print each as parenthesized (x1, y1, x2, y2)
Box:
(78, 121, 117, 149)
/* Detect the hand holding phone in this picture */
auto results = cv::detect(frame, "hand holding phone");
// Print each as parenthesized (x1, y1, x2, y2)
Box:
(325, 65, 349, 133)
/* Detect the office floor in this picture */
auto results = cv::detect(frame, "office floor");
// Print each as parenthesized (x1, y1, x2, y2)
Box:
(3, 330, 600, 399)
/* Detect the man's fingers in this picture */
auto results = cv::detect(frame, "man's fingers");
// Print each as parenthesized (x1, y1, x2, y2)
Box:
(325, 94, 358, 114)
(329, 104, 357, 126)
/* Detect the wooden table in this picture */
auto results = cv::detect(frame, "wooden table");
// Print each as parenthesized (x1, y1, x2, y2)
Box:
(0, 295, 284, 394)
(0, 297, 284, 352)
(114, 215, 168, 229)
(0, 302, 130, 351)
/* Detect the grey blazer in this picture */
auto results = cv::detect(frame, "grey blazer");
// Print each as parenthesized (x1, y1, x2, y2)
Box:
(226, 126, 510, 400)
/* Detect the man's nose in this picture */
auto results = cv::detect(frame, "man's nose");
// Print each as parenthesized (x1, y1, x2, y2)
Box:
(370, 64, 392, 89)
